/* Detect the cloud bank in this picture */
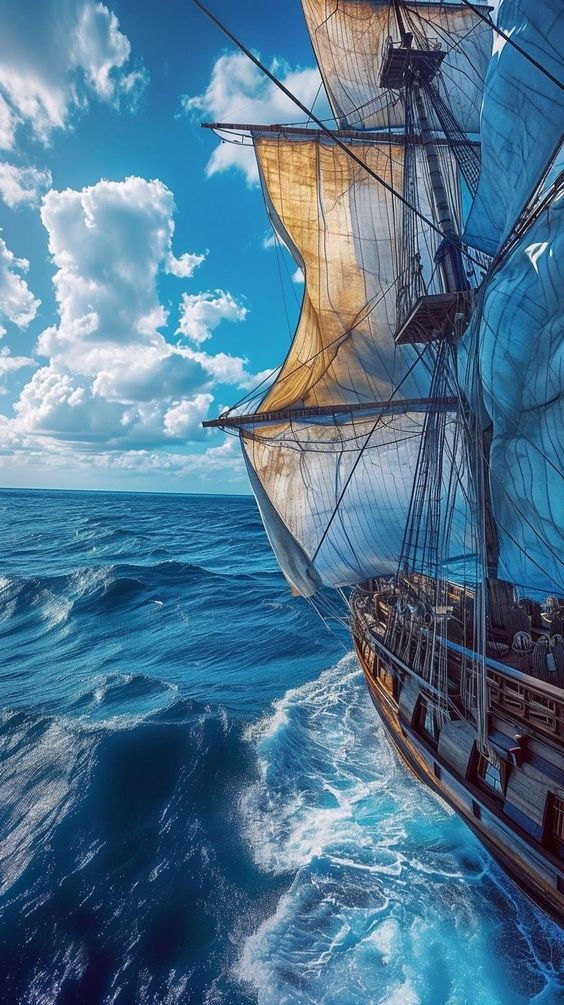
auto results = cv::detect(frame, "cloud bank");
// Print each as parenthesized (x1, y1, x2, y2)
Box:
(1, 176, 270, 483)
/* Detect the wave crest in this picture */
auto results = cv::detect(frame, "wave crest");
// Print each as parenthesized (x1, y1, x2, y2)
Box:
(239, 656, 563, 1005)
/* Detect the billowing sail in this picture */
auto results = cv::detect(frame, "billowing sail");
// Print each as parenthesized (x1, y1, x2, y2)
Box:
(243, 413, 451, 594)
(240, 133, 469, 594)
(463, 0, 564, 255)
(255, 134, 422, 409)
(301, 0, 492, 134)
(461, 0, 564, 598)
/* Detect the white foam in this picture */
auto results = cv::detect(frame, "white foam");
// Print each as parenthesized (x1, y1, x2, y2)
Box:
(237, 654, 563, 1005)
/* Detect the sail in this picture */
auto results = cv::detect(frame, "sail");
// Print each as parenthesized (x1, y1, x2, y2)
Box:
(460, 0, 564, 598)
(301, 0, 492, 135)
(463, 0, 564, 255)
(239, 132, 468, 595)
(242, 412, 472, 594)
(253, 133, 462, 412)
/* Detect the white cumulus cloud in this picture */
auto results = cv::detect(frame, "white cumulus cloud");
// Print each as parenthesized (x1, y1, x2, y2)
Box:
(0, 162, 52, 208)
(177, 289, 247, 345)
(0, 237, 40, 328)
(183, 51, 330, 184)
(0, 0, 147, 148)
(2, 175, 267, 460)
(163, 393, 214, 438)
(165, 249, 207, 278)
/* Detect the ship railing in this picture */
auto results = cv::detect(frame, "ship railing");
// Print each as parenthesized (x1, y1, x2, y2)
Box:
(444, 637, 564, 738)
(351, 594, 564, 742)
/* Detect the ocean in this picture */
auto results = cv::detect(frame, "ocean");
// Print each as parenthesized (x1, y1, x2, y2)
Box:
(0, 487, 562, 1005)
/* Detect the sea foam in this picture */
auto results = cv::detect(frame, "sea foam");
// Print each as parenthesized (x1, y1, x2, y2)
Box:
(238, 655, 564, 1005)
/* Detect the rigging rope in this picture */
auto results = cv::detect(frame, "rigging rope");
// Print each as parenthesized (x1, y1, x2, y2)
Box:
(192, 0, 487, 272)
(458, 0, 564, 92)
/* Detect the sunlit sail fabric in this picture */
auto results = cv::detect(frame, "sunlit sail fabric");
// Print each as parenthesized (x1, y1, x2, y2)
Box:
(238, 134, 467, 595)
(463, 0, 564, 255)
(242, 413, 473, 594)
(253, 134, 437, 412)
(243, 415, 425, 593)
(461, 0, 564, 597)
(301, 0, 492, 134)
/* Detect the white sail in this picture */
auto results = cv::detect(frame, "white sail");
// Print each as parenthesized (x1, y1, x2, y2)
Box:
(461, 0, 564, 598)
(301, 0, 492, 134)
(239, 133, 469, 595)
(243, 413, 469, 594)
(463, 0, 564, 255)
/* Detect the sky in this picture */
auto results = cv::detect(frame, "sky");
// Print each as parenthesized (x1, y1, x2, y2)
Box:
(0, 0, 332, 494)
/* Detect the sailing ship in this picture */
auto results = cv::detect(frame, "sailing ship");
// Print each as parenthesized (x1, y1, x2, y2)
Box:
(198, 0, 564, 918)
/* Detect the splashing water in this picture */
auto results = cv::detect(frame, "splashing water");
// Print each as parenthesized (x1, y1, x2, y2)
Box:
(239, 656, 564, 1005)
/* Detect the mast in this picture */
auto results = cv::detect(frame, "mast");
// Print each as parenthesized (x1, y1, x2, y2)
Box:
(410, 83, 466, 295)
(193, 0, 494, 600)
(391, 1, 459, 290)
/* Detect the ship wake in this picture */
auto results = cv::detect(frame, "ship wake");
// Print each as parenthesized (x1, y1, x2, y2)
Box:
(238, 654, 563, 1005)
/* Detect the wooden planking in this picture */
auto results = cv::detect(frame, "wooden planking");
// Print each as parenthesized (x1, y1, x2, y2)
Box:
(398, 677, 420, 725)
(438, 719, 476, 778)
(528, 735, 564, 773)
(357, 643, 564, 918)
(505, 768, 551, 827)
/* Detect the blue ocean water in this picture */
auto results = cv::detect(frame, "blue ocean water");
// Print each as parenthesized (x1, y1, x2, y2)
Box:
(0, 487, 562, 1005)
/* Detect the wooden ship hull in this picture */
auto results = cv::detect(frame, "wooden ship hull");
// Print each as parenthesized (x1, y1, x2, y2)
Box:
(351, 581, 564, 921)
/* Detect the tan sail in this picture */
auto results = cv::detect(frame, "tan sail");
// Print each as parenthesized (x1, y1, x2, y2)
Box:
(302, 0, 492, 134)
(237, 133, 468, 595)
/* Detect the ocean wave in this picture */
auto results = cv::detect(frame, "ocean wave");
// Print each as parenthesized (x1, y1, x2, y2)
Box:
(0, 693, 255, 1004)
(238, 655, 564, 1005)
(0, 560, 285, 633)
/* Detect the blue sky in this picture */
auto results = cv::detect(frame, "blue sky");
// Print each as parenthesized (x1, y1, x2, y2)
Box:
(0, 0, 331, 493)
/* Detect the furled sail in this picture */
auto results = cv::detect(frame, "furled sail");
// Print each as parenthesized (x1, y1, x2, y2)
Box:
(301, 0, 492, 135)
(239, 133, 470, 595)
(461, 0, 564, 598)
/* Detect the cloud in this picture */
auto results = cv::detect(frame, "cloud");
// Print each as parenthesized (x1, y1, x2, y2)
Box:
(163, 393, 213, 438)
(0, 96, 17, 150)
(165, 250, 207, 278)
(0, 1, 147, 148)
(292, 268, 304, 284)
(183, 51, 330, 184)
(0, 346, 35, 394)
(0, 162, 52, 207)
(0, 237, 40, 328)
(38, 176, 200, 359)
(183, 346, 276, 392)
(262, 231, 278, 250)
(176, 289, 247, 344)
(1, 175, 267, 461)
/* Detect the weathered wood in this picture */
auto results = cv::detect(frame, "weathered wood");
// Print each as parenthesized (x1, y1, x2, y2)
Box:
(398, 677, 420, 725)
(203, 396, 458, 429)
(438, 719, 476, 778)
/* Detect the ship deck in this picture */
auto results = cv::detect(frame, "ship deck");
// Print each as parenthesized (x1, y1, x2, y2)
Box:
(350, 579, 564, 920)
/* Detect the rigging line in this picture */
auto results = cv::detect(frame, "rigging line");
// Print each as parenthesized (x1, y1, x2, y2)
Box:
(493, 156, 564, 270)
(272, 231, 293, 339)
(306, 79, 324, 127)
(458, 0, 564, 92)
(310, 343, 433, 564)
(192, 0, 486, 271)
(306, 596, 351, 651)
